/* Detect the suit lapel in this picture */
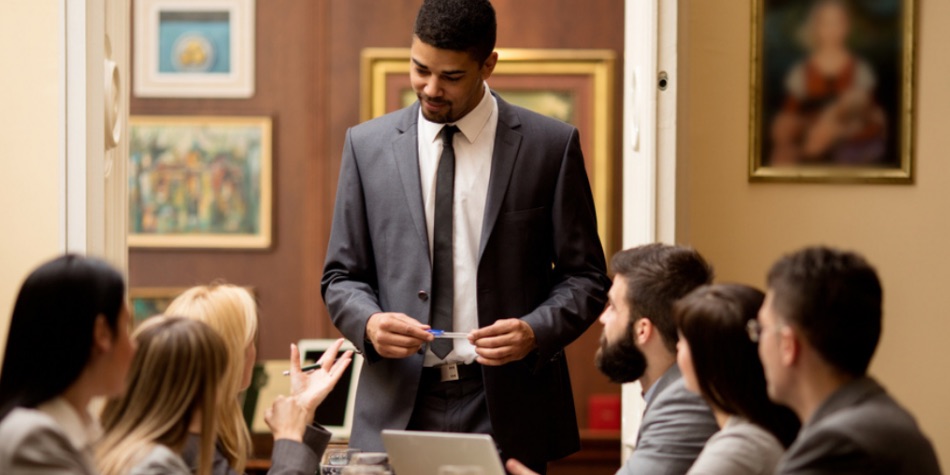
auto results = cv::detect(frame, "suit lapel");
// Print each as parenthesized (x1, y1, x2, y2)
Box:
(478, 95, 523, 261)
(391, 103, 430, 259)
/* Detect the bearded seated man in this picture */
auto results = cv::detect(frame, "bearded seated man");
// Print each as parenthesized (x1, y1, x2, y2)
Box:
(509, 244, 719, 475)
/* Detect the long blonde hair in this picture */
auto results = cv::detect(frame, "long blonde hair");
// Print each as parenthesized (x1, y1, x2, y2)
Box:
(165, 284, 258, 473)
(97, 316, 227, 475)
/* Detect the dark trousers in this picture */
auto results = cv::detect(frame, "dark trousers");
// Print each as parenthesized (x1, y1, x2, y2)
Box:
(407, 364, 548, 475)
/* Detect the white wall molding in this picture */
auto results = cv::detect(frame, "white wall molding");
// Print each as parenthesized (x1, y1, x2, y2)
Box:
(621, 0, 681, 461)
(64, 0, 128, 272)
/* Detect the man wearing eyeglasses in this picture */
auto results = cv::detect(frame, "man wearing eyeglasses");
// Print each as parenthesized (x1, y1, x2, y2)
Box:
(755, 246, 940, 474)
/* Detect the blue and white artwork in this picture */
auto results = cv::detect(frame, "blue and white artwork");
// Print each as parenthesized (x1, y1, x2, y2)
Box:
(158, 10, 232, 74)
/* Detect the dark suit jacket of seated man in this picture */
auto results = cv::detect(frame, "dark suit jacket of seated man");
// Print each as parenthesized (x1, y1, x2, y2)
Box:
(322, 86, 608, 469)
(759, 246, 941, 475)
(776, 376, 941, 475)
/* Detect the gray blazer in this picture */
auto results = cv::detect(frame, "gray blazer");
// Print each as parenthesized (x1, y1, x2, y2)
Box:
(128, 445, 191, 475)
(776, 377, 942, 475)
(322, 93, 610, 464)
(181, 424, 329, 475)
(616, 365, 718, 475)
(686, 416, 784, 475)
(0, 408, 96, 475)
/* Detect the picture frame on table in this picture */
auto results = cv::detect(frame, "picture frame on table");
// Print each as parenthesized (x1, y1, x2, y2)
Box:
(133, 0, 256, 98)
(749, 0, 916, 183)
(362, 48, 618, 254)
(128, 115, 272, 249)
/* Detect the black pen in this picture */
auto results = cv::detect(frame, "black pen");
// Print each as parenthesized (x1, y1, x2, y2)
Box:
(282, 349, 361, 376)
(282, 362, 323, 375)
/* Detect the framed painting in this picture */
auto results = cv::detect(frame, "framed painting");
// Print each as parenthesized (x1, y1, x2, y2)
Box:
(128, 116, 272, 248)
(133, 0, 255, 98)
(362, 48, 617, 253)
(750, 0, 916, 183)
(129, 287, 187, 325)
(129, 286, 256, 326)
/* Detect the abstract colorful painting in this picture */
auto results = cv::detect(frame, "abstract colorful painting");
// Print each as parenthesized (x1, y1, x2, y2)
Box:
(128, 116, 272, 248)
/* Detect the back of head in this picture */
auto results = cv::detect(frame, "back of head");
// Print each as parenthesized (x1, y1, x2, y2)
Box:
(767, 246, 882, 377)
(675, 284, 800, 447)
(164, 283, 257, 472)
(611, 243, 713, 352)
(0, 254, 125, 419)
(414, 0, 496, 63)
(98, 316, 228, 475)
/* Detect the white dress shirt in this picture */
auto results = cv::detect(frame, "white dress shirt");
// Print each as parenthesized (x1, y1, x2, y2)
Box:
(418, 83, 497, 366)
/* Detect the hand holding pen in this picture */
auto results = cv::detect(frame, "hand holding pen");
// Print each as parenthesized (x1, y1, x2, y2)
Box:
(288, 339, 354, 417)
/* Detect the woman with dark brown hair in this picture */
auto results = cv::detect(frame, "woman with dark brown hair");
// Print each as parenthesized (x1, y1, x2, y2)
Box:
(675, 284, 800, 475)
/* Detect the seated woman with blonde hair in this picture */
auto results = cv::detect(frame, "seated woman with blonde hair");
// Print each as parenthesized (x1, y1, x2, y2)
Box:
(163, 283, 351, 474)
(97, 316, 228, 474)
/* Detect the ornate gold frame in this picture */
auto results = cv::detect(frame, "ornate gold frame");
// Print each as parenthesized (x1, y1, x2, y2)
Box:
(128, 115, 273, 248)
(129, 286, 255, 323)
(361, 48, 617, 253)
(749, 0, 916, 183)
(129, 287, 188, 323)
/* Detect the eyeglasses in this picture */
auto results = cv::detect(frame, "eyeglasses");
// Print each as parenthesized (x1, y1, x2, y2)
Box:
(746, 319, 763, 343)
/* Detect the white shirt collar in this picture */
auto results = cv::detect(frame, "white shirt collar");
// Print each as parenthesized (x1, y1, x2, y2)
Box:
(419, 82, 496, 145)
(36, 397, 102, 451)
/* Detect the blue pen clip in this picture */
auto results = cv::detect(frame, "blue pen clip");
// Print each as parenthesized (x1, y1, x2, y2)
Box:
(427, 329, 469, 339)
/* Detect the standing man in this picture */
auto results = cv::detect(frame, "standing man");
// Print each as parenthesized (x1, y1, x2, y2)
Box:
(756, 246, 941, 474)
(321, 0, 609, 471)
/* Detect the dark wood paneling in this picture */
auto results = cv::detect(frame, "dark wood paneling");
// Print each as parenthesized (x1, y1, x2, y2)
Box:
(132, 0, 624, 434)
(129, 0, 332, 359)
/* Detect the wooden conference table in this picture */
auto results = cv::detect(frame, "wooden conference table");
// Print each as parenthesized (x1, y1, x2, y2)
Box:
(246, 429, 621, 475)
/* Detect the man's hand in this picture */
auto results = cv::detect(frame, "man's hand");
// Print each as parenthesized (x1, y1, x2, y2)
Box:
(506, 459, 539, 475)
(366, 312, 433, 358)
(470, 318, 537, 366)
(289, 339, 353, 417)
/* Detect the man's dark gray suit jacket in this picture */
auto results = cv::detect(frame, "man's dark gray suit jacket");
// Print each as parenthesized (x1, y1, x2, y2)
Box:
(321, 93, 610, 464)
(776, 377, 942, 475)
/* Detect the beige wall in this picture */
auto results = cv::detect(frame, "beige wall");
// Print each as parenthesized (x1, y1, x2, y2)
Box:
(0, 0, 63, 365)
(682, 0, 949, 465)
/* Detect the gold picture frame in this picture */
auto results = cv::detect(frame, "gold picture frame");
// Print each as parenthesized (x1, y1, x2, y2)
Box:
(361, 48, 618, 254)
(749, 0, 916, 183)
(129, 287, 188, 325)
(128, 115, 273, 248)
(130, 286, 256, 326)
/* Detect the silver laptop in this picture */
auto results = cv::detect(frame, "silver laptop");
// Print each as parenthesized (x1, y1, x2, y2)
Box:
(382, 430, 506, 475)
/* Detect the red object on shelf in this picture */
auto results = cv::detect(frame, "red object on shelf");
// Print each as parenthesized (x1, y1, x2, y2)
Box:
(588, 394, 621, 430)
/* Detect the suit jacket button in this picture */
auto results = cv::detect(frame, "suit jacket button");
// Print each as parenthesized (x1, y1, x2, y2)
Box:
(418, 290, 429, 301)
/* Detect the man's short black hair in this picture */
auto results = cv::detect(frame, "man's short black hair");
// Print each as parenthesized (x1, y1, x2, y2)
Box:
(414, 0, 497, 64)
(611, 244, 714, 353)
(767, 246, 883, 377)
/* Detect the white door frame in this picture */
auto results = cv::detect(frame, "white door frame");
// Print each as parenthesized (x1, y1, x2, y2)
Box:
(621, 0, 681, 459)
(64, 0, 129, 272)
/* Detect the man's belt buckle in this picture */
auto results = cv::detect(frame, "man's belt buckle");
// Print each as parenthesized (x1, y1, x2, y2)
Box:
(439, 363, 460, 382)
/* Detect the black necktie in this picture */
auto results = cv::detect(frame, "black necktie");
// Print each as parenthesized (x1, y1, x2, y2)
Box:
(430, 125, 459, 359)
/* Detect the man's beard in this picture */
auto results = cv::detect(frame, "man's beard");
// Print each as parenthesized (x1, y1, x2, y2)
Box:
(595, 328, 647, 384)
(418, 93, 453, 124)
